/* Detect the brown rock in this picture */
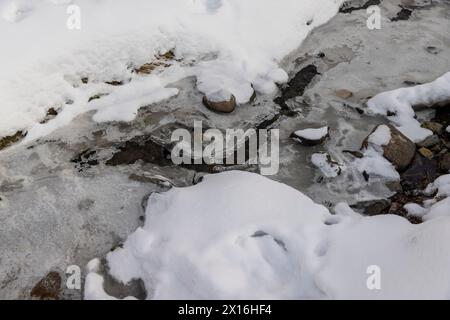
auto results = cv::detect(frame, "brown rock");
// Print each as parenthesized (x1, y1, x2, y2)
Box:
(335, 89, 353, 99)
(362, 124, 416, 171)
(30, 271, 61, 300)
(0, 131, 26, 151)
(202, 94, 236, 113)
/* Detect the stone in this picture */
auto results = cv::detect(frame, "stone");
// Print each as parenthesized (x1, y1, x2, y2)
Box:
(291, 126, 329, 146)
(422, 121, 443, 135)
(350, 199, 391, 216)
(401, 153, 438, 191)
(418, 147, 434, 159)
(335, 89, 353, 99)
(362, 124, 416, 171)
(30, 271, 61, 300)
(202, 94, 237, 113)
(0, 131, 26, 151)
(416, 135, 440, 148)
(439, 152, 450, 172)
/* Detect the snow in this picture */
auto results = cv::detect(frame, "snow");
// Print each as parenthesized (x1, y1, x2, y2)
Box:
(311, 152, 342, 178)
(317, 208, 450, 299)
(86, 171, 331, 299)
(367, 125, 391, 147)
(367, 72, 450, 142)
(293, 126, 329, 141)
(353, 126, 399, 181)
(354, 148, 400, 181)
(402, 174, 450, 221)
(0, 0, 344, 140)
(85, 171, 450, 300)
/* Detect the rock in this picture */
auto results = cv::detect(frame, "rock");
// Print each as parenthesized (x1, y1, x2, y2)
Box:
(417, 135, 440, 148)
(439, 152, 450, 172)
(0, 131, 26, 151)
(291, 126, 329, 146)
(311, 152, 343, 178)
(362, 124, 416, 171)
(335, 89, 353, 99)
(30, 271, 61, 300)
(391, 8, 413, 22)
(202, 92, 237, 113)
(350, 199, 391, 216)
(421, 121, 443, 135)
(275, 64, 319, 104)
(401, 153, 438, 191)
(418, 147, 434, 159)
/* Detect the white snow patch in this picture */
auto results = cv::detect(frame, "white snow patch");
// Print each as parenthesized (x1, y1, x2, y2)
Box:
(368, 125, 391, 147)
(367, 72, 450, 142)
(354, 148, 400, 181)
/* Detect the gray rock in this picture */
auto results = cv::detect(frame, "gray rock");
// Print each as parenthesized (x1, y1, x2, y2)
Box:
(417, 135, 440, 148)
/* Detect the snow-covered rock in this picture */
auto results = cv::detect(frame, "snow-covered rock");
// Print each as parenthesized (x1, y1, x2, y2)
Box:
(291, 126, 329, 146)
(367, 72, 450, 142)
(362, 124, 416, 172)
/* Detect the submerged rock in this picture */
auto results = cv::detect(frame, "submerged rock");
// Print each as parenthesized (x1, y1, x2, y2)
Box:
(335, 89, 353, 99)
(30, 271, 61, 300)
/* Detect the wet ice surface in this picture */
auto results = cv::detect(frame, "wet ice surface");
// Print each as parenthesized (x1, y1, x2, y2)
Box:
(1, 0, 450, 299)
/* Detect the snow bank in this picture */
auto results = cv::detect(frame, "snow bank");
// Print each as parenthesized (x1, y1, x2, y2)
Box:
(367, 72, 450, 142)
(0, 0, 344, 139)
(88, 171, 331, 299)
(317, 204, 450, 300)
(85, 171, 450, 299)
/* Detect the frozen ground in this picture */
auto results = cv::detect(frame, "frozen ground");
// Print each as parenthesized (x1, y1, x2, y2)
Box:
(0, 0, 450, 299)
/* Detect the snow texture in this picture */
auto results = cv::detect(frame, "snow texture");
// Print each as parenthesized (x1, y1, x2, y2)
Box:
(0, 0, 344, 140)
(85, 171, 450, 300)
